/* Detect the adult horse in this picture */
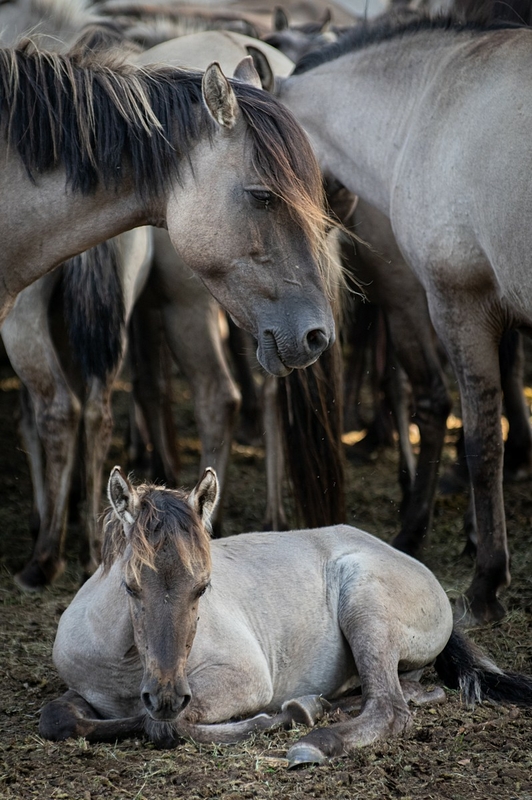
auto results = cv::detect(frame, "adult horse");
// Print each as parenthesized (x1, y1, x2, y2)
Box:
(0, 31, 299, 590)
(40, 467, 532, 766)
(275, 14, 532, 627)
(0, 41, 336, 382)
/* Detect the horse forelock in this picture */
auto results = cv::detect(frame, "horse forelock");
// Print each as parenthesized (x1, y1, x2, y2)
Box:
(233, 81, 342, 298)
(102, 486, 212, 585)
(0, 42, 212, 198)
(292, 11, 529, 75)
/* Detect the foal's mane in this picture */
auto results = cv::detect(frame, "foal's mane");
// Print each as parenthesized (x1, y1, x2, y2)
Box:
(102, 485, 212, 582)
(293, 12, 528, 75)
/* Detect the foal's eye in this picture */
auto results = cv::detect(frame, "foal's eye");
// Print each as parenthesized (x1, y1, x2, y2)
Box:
(123, 581, 140, 598)
(245, 186, 275, 208)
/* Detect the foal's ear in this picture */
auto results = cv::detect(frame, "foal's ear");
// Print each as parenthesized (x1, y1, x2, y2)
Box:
(188, 468, 219, 530)
(108, 466, 139, 526)
(202, 62, 239, 129)
(243, 48, 274, 92)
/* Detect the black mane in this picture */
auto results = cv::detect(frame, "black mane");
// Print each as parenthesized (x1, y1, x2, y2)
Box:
(293, 12, 527, 75)
(0, 42, 211, 197)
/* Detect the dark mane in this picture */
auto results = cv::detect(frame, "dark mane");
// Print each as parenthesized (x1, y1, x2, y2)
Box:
(0, 38, 327, 245)
(102, 484, 212, 580)
(293, 12, 527, 75)
(0, 41, 210, 198)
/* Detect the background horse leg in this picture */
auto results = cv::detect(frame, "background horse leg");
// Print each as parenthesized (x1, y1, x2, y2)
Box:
(500, 330, 532, 480)
(1, 276, 81, 590)
(262, 375, 288, 530)
(387, 303, 451, 557)
(82, 377, 116, 579)
(150, 229, 241, 535)
(427, 291, 508, 626)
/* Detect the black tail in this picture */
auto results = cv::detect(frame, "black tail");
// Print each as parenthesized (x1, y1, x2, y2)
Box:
(63, 239, 125, 383)
(277, 340, 346, 527)
(435, 628, 532, 706)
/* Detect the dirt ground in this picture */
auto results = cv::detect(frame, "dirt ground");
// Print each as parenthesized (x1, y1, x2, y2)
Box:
(1, 354, 532, 800)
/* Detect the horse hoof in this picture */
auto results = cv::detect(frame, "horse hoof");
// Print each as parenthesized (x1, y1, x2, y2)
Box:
(287, 742, 328, 769)
(14, 558, 66, 593)
(453, 594, 506, 629)
(282, 695, 331, 727)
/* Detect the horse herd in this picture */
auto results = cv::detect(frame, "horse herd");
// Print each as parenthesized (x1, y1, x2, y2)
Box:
(2, 0, 532, 768)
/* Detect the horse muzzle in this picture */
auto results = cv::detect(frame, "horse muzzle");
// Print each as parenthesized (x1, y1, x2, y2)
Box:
(257, 325, 334, 376)
(141, 677, 191, 721)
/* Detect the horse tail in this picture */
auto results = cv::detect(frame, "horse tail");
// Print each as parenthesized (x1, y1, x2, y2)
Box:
(63, 239, 125, 384)
(277, 338, 346, 527)
(434, 628, 532, 706)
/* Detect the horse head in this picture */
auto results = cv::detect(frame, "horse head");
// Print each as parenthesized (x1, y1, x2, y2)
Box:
(105, 466, 217, 723)
(163, 59, 337, 377)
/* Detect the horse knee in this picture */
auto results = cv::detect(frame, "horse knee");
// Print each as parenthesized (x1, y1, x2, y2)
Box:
(35, 394, 81, 445)
(84, 398, 113, 442)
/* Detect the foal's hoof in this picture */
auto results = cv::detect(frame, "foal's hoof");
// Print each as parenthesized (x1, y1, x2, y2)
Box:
(282, 695, 331, 727)
(287, 742, 328, 769)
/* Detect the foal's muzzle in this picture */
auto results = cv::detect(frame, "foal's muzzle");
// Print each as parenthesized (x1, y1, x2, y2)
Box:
(141, 677, 191, 721)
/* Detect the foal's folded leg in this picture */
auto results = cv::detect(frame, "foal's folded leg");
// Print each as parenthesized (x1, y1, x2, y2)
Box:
(39, 690, 145, 742)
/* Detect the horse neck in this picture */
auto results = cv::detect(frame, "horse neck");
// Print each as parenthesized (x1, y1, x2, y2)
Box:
(0, 157, 158, 325)
(278, 32, 457, 216)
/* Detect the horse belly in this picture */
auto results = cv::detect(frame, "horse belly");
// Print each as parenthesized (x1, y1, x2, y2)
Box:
(267, 618, 357, 708)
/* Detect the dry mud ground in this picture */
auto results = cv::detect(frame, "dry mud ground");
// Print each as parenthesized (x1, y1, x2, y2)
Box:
(1, 356, 532, 800)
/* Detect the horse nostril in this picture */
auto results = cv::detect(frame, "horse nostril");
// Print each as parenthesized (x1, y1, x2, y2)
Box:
(305, 328, 329, 355)
(181, 694, 191, 711)
(142, 692, 155, 713)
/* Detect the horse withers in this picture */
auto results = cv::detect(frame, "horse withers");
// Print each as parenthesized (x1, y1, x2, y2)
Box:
(40, 468, 532, 766)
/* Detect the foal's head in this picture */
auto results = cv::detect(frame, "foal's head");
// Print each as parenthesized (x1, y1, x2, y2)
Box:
(103, 467, 218, 723)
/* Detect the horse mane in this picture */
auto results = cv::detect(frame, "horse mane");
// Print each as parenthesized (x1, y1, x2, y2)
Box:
(292, 11, 528, 75)
(102, 485, 212, 583)
(0, 41, 332, 270)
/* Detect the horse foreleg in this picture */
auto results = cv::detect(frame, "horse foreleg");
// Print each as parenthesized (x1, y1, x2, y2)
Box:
(428, 292, 508, 626)
(82, 377, 117, 579)
(160, 296, 240, 538)
(40, 690, 146, 743)
(2, 278, 81, 591)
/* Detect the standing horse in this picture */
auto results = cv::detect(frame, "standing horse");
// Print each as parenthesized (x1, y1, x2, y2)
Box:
(275, 14, 532, 626)
(40, 467, 532, 766)
(1, 31, 299, 591)
(0, 41, 336, 380)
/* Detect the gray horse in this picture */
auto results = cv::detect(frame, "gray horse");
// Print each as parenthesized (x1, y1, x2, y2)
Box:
(275, 14, 532, 626)
(40, 467, 532, 767)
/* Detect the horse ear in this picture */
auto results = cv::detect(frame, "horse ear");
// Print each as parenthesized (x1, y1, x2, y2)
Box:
(233, 54, 262, 90)
(189, 468, 219, 530)
(274, 6, 289, 30)
(320, 8, 332, 32)
(202, 62, 239, 129)
(244, 47, 274, 92)
(108, 466, 139, 526)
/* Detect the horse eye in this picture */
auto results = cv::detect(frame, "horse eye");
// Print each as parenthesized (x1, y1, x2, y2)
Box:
(245, 187, 274, 207)
(124, 581, 140, 598)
